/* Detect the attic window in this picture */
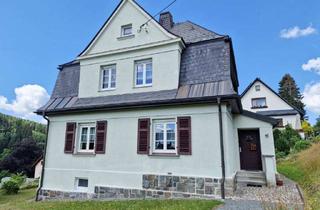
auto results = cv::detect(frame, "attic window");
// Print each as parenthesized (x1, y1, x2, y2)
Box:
(255, 85, 261, 91)
(121, 24, 133, 37)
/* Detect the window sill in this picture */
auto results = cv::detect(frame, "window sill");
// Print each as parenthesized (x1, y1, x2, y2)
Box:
(117, 34, 135, 40)
(73, 152, 96, 156)
(149, 153, 179, 157)
(251, 106, 268, 109)
(134, 84, 152, 89)
(99, 88, 116, 92)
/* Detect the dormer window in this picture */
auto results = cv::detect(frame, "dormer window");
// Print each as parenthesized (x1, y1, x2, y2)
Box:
(101, 65, 116, 90)
(135, 59, 152, 87)
(121, 24, 133, 37)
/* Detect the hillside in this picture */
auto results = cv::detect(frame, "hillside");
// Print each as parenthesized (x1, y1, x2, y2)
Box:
(278, 143, 320, 209)
(0, 113, 46, 177)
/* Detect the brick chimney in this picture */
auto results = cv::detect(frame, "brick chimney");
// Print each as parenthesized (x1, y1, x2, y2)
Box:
(159, 12, 174, 30)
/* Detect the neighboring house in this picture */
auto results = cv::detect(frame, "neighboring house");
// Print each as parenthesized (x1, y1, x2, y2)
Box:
(36, 0, 278, 201)
(32, 157, 43, 179)
(241, 78, 304, 136)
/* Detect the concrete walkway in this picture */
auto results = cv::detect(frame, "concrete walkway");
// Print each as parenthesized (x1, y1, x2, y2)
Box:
(217, 175, 304, 210)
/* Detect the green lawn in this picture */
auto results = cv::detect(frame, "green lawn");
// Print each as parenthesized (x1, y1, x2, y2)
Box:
(0, 188, 222, 210)
(277, 143, 320, 210)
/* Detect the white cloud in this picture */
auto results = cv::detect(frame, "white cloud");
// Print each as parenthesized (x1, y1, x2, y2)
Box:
(280, 25, 317, 39)
(302, 57, 320, 74)
(0, 84, 50, 122)
(303, 82, 320, 114)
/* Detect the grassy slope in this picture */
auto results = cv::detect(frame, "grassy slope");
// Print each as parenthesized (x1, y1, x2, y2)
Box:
(0, 188, 222, 210)
(278, 143, 320, 209)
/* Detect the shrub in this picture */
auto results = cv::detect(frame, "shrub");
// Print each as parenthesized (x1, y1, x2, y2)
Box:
(274, 135, 290, 155)
(294, 140, 311, 152)
(11, 173, 26, 186)
(311, 136, 320, 143)
(2, 179, 20, 194)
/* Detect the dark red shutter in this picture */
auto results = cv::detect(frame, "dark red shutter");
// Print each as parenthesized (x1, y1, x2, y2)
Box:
(95, 121, 107, 154)
(64, 122, 76, 154)
(137, 119, 150, 154)
(178, 117, 192, 155)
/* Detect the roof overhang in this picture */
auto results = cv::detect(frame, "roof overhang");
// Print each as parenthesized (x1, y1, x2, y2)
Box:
(36, 94, 242, 116)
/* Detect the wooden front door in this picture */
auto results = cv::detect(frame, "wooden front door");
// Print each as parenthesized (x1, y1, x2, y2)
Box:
(238, 130, 262, 171)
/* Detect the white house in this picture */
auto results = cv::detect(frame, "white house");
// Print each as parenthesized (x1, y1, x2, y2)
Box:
(241, 78, 303, 136)
(36, 0, 278, 201)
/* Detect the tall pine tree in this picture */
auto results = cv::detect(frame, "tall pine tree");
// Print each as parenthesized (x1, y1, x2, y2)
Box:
(278, 74, 305, 118)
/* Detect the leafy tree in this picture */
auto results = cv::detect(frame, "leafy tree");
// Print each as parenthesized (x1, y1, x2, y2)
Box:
(0, 139, 42, 177)
(302, 120, 313, 139)
(278, 74, 305, 118)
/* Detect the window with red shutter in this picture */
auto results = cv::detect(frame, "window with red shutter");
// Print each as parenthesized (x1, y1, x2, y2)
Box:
(64, 122, 76, 154)
(95, 121, 107, 154)
(137, 118, 150, 154)
(177, 117, 192, 155)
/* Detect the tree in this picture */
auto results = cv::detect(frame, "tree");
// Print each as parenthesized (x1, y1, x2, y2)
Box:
(0, 139, 42, 177)
(278, 74, 305, 118)
(301, 120, 313, 139)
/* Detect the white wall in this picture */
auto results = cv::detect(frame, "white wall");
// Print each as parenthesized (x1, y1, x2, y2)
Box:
(83, 0, 176, 56)
(34, 160, 43, 179)
(43, 104, 228, 193)
(272, 114, 302, 130)
(78, 42, 182, 98)
(241, 80, 301, 130)
(241, 81, 292, 112)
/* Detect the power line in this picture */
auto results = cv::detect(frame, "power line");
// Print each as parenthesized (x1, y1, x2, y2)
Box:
(139, 0, 177, 31)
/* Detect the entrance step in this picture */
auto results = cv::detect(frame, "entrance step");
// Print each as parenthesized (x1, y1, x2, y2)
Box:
(236, 171, 266, 188)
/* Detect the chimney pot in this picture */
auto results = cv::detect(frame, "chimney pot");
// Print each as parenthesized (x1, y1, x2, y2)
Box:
(159, 12, 174, 30)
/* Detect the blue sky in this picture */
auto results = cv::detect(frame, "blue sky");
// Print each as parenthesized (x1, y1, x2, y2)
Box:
(1, 0, 320, 124)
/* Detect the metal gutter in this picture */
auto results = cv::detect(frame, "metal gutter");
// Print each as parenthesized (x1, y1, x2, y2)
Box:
(217, 97, 226, 199)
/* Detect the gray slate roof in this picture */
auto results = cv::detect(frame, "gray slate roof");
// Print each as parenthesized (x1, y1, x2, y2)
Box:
(169, 21, 224, 44)
(257, 109, 299, 116)
(37, 38, 238, 114)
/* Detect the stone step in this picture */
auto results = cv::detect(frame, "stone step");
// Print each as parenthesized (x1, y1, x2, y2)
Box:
(236, 177, 266, 182)
(236, 179, 267, 187)
(236, 171, 265, 177)
(236, 171, 267, 187)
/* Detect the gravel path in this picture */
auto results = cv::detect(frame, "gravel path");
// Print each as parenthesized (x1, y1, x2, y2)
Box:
(217, 175, 304, 210)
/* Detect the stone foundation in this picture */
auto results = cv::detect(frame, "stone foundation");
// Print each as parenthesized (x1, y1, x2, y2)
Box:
(38, 174, 235, 201)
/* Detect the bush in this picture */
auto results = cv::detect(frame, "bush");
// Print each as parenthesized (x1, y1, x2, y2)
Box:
(2, 179, 20, 194)
(294, 140, 311, 152)
(274, 135, 290, 155)
(274, 126, 302, 154)
(11, 173, 26, 186)
(311, 136, 320, 143)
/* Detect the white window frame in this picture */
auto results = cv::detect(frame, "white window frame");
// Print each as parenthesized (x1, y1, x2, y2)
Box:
(134, 59, 152, 87)
(121, 24, 133, 37)
(152, 119, 177, 154)
(100, 65, 116, 91)
(78, 123, 96, 153)
(75, 178, 88, 192)
(251, 97, 267, 108)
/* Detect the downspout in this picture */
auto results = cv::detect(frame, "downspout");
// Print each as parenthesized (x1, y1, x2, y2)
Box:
(218, 98, 226, 199)
(35, 112, 50, 201)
